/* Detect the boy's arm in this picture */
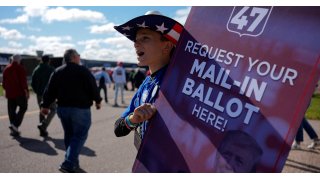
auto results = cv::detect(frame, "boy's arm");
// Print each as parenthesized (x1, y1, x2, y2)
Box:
(114, 104, 156, 137)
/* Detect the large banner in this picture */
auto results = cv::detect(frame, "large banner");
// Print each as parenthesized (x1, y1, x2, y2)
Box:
(132, 7, 320, 173)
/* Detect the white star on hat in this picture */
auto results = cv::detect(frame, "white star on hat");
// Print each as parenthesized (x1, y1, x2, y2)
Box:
(137, 21, 148, 28)
(122, 26, 133, 31)
(156, 23, 168, 33)
(123, 33, 130, 37)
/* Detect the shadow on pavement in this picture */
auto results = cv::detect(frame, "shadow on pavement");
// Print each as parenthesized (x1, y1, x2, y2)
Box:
(13, 136, 58, 156)
(290, 148, 320, 154)
(285, 159, 320, 173)
(111, 104, 127, 109)
(44, 137, 96, 157)
(59, 167, 87, 173)
(76, 167, 87, 173)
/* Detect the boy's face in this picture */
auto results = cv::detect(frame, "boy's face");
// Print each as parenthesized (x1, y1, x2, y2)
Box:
(134, 28, 172, 68)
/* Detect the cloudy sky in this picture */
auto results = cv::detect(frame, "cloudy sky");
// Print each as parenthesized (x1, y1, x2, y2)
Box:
(0, 6, 191, 63)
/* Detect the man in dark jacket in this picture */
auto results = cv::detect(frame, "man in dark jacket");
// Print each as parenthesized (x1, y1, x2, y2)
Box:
(133, 68, 146, 90)
(41, 49, 102, 173)
(31, 55, 56, 137)
(2, 54, 29, 137)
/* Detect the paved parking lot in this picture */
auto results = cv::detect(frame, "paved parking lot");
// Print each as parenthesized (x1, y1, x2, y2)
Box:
(0, 87, 319, 173)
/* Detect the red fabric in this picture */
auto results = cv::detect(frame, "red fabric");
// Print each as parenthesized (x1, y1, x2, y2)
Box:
(2, 62, 28, 99)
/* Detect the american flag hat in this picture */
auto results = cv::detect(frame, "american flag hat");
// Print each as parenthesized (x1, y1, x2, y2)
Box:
(114, 11, 184, 46)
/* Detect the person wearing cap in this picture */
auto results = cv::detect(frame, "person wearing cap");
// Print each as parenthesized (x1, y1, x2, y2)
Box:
(41, 49, 102, 173)
(31, 55, 56, 137)
(113, 11, 184, 146)
(2, 54, 29, 137)
(112, 61, 126, 107)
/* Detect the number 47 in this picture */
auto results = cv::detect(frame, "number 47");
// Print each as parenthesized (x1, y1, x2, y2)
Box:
(230, 7, 272, 32)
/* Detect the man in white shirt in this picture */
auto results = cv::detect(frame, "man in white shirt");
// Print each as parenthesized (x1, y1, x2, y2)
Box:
(112, 61, 126, 107)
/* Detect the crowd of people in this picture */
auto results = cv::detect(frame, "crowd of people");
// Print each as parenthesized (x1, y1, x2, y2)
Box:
(1, 10, 319, 173)
(1, 48, 148, 172)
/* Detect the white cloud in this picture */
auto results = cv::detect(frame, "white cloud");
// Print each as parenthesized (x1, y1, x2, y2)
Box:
(29, 35, 72, 43)
(81, 47, 136, 63)
(0, 14, 29, 24)
(78, 39, 102, 49)
(78, 36, 136, 62)
(0, 26, 25, 40)
(173, 7, 191, 25)
(42, 7, 107, 24)
(0, 34, 75, 56)
(102, 36, 133, 48)
(23, 6, 48, 17)
(8, 41, 22, 48)
(0, 47, 26, 55)
(89, 23, 116, 34)
(27, 35, 75, 57)
(0, 6, 107, 24)
(0, 7, 47, 24)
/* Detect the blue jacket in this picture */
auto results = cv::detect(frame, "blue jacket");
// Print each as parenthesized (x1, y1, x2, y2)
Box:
(114, 65, 168, 138)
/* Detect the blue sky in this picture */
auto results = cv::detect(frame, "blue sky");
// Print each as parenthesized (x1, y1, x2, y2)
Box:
(0, 6, 190, 63)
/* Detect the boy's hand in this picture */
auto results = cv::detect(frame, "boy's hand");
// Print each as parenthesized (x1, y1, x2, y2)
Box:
(130, 103, 157, 124)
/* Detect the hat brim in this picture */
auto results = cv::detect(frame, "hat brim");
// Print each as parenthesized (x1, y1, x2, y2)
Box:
(114, 14, 184, 45)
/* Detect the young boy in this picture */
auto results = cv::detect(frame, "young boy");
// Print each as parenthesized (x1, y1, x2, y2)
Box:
(113, 11, 183, 144)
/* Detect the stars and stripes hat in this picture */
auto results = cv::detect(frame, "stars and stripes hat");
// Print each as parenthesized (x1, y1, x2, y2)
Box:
(114, 11, 184, 45)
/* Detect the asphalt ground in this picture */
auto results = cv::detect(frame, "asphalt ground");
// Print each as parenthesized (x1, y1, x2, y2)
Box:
(0, 86, 319, 173)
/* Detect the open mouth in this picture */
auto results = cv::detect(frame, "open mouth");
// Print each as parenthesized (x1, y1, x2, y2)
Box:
(137, 51, 145, 57)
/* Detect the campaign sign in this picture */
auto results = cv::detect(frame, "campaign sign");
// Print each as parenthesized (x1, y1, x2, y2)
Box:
(132, 7, 320, 173)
